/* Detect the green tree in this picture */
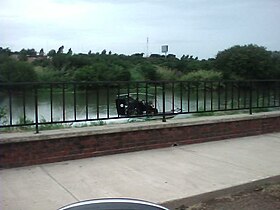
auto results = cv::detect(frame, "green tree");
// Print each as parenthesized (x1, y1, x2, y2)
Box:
(18, 49, 28, 61)
(0, 54, 10, 63)
(0, 59, 37, 82)
(101, 49, 107, 55)
(35, 66, 62, 82)
(73, 65, 98, 81)
(271, 51, 280, 78)
(69, 54, 92, 68)
(140, 63, 159, 81)
(73, 63, 131, 82)
(26, 48, 37, 56)
(39, 48, 44, 56)
(215, 44, 274, 80)
(67, 48, 73, 56)
(47, 49, 56, 57)
(57, 45, 64, 54)
(176, 55, 202, 72)
(180, 70, 222, 81)
(0, 47, 11, 56)
(52, 54, 70, 70)
(110, 64, 131, 81)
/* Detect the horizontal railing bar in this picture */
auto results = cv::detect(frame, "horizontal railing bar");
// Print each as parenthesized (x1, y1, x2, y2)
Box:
(0, 80, 279, 132)
(1, 79, 280, 86)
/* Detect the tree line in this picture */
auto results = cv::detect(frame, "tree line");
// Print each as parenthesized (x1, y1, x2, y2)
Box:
(0, 44, 279, 83)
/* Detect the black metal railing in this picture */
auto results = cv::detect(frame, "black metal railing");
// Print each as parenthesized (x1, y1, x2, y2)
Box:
(0, 80, 279, 133)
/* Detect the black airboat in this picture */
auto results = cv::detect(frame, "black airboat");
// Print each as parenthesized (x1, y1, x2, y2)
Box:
(116, 93, 158, 116)
(115, 93, 180, 119)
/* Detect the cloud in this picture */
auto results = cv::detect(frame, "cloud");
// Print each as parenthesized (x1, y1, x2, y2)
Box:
(0, 0, 279, 58)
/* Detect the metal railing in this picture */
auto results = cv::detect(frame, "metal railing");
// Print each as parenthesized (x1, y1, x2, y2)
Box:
(0, 80, 279, 133)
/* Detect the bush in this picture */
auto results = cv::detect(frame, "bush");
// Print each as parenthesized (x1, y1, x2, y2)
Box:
(0, 107, 8, 125)
(73, 65, 98, 81)
(156, 66, 179, 80)
(0, 59, 37, 82)
(180, 70, 222, 81)
(35, 66, 66, 82)
(110, 65, 131, 81)
(73, 63, 131, 82)
(140, 63, 159, 81)
(129, 66, 145, 81)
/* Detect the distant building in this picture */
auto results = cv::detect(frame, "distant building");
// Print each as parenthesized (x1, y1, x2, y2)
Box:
(10, 54, 20, 61)
(10, 53, 47, 63)
(26, 55, 47, 63)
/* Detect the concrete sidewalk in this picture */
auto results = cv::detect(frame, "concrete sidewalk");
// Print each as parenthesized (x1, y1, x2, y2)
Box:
(1, 133, 280, 210)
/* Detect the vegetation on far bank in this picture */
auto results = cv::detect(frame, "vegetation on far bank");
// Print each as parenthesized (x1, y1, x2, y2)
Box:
(0, 44, 280, 83)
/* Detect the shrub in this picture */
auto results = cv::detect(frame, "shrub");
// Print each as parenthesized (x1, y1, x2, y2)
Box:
(180, 69, 222, 81)
(35, 66, 66, 82)
(73, 65, 98, 81)
(156, 66, 179, 80)
(73, 63, 131, 82)
(140, 63, 159, 81)
(0, 59, 37, 82)
(0, 107, 8, 125)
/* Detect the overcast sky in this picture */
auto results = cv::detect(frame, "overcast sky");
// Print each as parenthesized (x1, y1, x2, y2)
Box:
(1, 0, 279, 59)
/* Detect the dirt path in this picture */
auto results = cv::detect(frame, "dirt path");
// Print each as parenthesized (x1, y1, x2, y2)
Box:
(175, 182, 280, 210)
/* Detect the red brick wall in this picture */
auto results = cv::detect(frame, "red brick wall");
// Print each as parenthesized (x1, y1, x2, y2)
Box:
(1, 116, 279, 168)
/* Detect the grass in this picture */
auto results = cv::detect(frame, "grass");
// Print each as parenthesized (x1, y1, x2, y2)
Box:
(193, 111, 215, 117)
(156, 66, 178, 80)
(193, 106, 215, 117)
(39, 123, 66, 131)
(252, 107, 270, 113)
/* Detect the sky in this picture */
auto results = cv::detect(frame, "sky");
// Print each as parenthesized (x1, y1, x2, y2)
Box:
(1, 0, 280, 59)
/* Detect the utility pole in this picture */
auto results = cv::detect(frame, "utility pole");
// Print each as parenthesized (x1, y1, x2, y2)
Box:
(146, 37, 149, 57)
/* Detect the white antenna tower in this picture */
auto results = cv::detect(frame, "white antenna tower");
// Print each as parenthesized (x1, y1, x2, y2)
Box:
(146, 37, 149, 57)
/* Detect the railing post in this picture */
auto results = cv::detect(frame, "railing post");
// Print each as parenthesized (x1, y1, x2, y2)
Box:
(62, 83, 66, 122)
(180, 81, 183, 113)
(96, 84, 100, 119)
(73, 83, 77, 121)
(8, 86, 12, 126)
(34, 85, 39, 133)
(23, 86, 26, 124)
(162, 82, 166, 122)
(50, 83, 53, 123)
(172, 82, 175, 113)
(249, 81, 253, 115)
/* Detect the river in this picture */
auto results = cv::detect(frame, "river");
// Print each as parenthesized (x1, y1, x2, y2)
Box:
(0, 85, 277, 126)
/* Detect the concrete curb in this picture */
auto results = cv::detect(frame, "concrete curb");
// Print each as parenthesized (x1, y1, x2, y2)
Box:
(1, 111, 280, 144)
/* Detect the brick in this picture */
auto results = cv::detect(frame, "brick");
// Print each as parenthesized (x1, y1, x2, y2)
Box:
(1, 115, 280, 168)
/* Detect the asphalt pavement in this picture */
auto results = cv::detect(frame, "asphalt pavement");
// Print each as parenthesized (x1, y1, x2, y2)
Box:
(1, 132, 280, 210)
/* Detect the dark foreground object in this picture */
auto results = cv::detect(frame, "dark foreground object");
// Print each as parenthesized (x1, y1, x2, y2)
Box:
(58, 198, 169, 210)
(175, 182, 280, 210)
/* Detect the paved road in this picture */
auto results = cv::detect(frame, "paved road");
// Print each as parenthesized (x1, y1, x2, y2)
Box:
(1, 133, 280, 210)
